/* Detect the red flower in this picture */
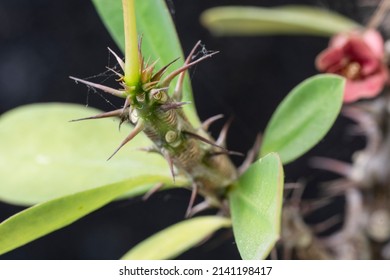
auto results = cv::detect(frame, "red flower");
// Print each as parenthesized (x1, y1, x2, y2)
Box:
(316, 29, 389, 103)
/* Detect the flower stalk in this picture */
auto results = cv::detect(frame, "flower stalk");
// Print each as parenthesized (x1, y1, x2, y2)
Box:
(122, 0, 140, 88)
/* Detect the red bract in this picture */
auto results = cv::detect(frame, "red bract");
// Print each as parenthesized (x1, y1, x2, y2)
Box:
(316, 29, 389, 103)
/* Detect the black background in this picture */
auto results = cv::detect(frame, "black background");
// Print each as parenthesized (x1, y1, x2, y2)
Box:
(0, 0, 371, 259)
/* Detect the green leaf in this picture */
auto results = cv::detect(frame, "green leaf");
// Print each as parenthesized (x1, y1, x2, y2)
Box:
(91, 0, 200, 126)
(201, 5, 360, 37)
(0, 175, 176, 256)
(261, 74, 344, 164)
(0, 103, 187, 205)
(229, 153, 284, 260)
(121, 216, 231, 260)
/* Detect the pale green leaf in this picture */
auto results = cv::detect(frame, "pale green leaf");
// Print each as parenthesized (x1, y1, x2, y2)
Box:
(121, 216, 231, 260)
(0, 103, 187, 205)
(0, 175, 176, 256)
(91, 0, 200, 126)
(201, 5, 360, 37)
(230, 153, 284, 260)
(261, 74, 344, 164)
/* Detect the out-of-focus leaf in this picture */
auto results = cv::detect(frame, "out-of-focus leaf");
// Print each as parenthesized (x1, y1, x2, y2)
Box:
(201, 5, 360, 37)
(91, 0, 200, 126)
(0, 175, 175, 256)
(229, 153, 284, 260)
(261, 74, 344, 164)
(0, 103, 187, 205)
(121, 216, 231, 260)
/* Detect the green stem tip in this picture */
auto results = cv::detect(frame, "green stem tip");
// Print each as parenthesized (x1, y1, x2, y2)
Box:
(122, 0, 140, 87)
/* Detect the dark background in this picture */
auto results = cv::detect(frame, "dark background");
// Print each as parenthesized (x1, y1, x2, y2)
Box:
(0, 0, 373, 259)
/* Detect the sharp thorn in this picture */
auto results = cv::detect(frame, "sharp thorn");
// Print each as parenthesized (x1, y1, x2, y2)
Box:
(311, 215, 342, 234)
(161, 51, 219, 87)
(320, 179, 356, 197)
(143, 59, 159, 74)
(238, 133, 262, 175)
(142, 81, 159, 91)
(310, 157, 352, 177)
(226, 150, 244, 156)
(216, 117, 233, 147)
(137, 146, 160, 154)
(69, 109, 123, 122)
(151, 58, 180, 82)
(122, 96, 131, 115)
(290, 182, 306, 206)
(209, 150, 244, 157)
(107, 120, 144, 160)
(301, 197, 333, 215)
(161, 149, 176, 182)
(185, 182, 198, 218)
(143, 56, 151, 70)
(118, 107, 131, 130)
(160, 102, 190, 111)
(183, 131, 228, 151)
(186, 201, 210, 218)
(142, 182, 164, 201)
(150, 87, 170, 94)
(70, 76, 126, 98)
(107, 47, 125, 71)
(173, 40, 202, 101)
(105, 66, 123, 78)
(201, 114, 224, 131)
(284, 182, 302, 190)
(186, 41, 202, 65)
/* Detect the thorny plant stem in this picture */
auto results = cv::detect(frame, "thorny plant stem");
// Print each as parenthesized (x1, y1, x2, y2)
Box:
(366, 0, 390, 29)
(122, 0, 140, 87)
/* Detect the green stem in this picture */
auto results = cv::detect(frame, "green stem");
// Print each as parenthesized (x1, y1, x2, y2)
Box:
(122, 0, 140, 87)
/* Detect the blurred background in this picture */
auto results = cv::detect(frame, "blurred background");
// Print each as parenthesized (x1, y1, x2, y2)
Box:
(0, 0, 374, 259)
